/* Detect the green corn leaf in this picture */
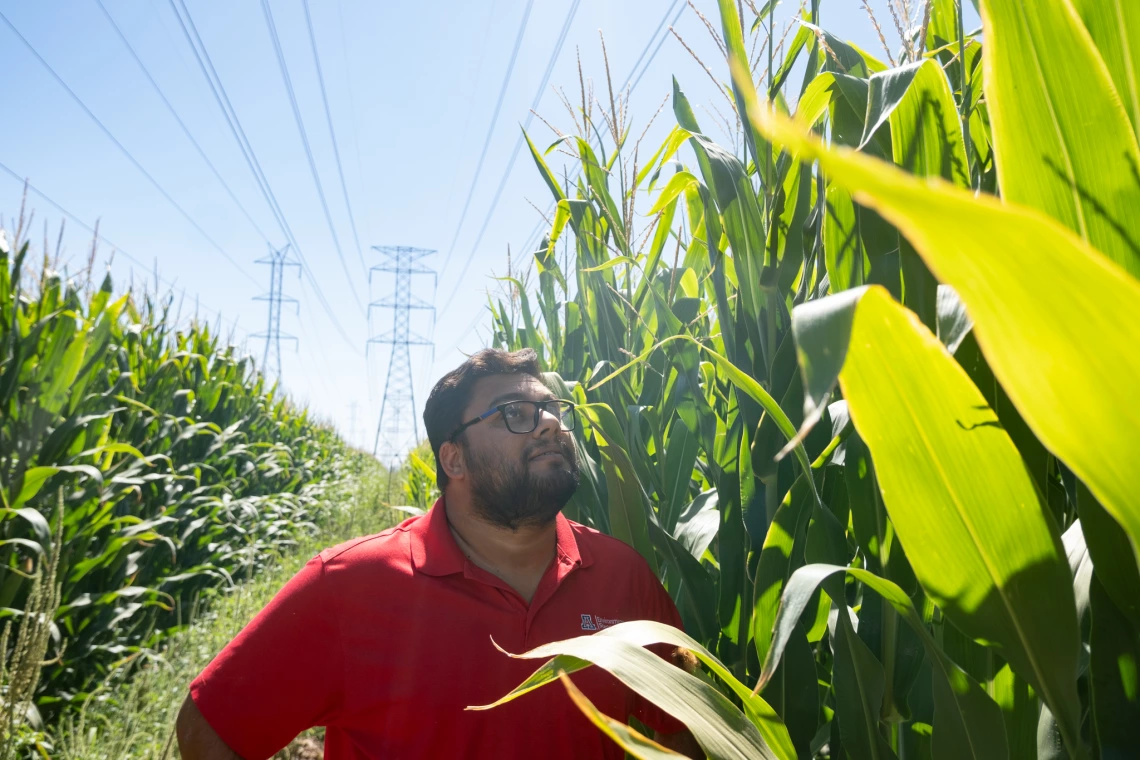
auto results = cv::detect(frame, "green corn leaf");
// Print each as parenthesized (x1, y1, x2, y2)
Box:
(660, 422, 700, 533)
(1077, 481, 1140, 629)
(1088, 574, 1140, 756)
(731, 57, 1140, 576)
(831, 602, 899, 760)
(11, 466, 59, 510)
(648, 171, 699, 215)
(760, 564, 1007, 760)
(579, 404, 658, 576)
(7, 508, 53, 553)
(752, 477, 813, 664)
(1069, 0, 1140, 138)
(780, 285, 1078, 751)
(864, 59, 970, 188)
(671, 490, 718, 560)
(580, 256, 638, 274)
(647, 519, 718, 643)
(979, 0, 1140, 279)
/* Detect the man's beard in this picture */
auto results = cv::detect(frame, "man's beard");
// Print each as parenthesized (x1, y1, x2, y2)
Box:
(461, 434, 581, 531)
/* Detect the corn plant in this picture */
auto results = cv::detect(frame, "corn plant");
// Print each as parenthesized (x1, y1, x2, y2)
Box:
(0, 236, 348, 725)
(482, 1, 1140, 758)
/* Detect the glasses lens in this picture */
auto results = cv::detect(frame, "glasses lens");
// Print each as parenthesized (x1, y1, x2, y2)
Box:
(500, 401, 575, 433)
(556, 401, 575, 430)
(501, 401, 536, 433)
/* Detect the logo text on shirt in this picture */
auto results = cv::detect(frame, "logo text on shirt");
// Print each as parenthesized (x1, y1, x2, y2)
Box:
(581, 614, 624, 631)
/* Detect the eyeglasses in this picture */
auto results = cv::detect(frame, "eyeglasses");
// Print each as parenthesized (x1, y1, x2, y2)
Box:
(449, 399, 576, 441)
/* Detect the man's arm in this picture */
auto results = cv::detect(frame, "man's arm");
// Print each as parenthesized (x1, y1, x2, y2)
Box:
(176, 693, 243, 760)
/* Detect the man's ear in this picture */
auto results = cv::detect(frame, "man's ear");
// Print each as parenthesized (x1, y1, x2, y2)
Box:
(438, 440, 465, 481)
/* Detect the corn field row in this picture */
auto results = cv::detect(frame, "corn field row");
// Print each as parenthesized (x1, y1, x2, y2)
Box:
(0, 232, 349, 749)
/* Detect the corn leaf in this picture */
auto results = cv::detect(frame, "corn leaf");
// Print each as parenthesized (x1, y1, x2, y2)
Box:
(557, 673, 687, 760)
(783, 285, 1079, 751)
(1088, 574, 1140, 755)
(472, 627, 779, 760)
(831, 601, 899, 760)
(731, 57, 1140, 573)
(760, 564, 1007, 760)
(979, 0, 1140, 279)
(1069, 0, 1140, 139)
(579, 404, 658, 576)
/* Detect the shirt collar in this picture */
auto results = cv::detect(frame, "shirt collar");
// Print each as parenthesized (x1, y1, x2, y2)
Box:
(409, 496, 591, 576)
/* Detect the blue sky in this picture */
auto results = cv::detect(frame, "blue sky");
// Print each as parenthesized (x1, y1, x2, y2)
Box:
(0, 0, 977, 454)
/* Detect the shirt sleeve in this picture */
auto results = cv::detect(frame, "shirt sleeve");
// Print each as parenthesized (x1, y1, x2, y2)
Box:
(629, 559, 689, 736)
(189, 555, 343, 760)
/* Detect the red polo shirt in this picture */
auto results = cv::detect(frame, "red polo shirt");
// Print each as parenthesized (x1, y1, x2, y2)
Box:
(190, 499, 684, 759)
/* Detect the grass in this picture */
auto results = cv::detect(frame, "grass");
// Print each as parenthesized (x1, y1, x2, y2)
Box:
(50, 456, 401, 759)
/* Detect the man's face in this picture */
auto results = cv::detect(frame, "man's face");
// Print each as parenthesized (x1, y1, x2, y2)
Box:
(452, 373, 580, 530)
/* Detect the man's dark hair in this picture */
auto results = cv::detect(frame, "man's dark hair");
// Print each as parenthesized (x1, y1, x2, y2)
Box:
(423, 348, 543, 489)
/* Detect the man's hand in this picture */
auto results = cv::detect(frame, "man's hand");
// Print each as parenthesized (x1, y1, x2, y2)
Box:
(176, 693, 244, 760)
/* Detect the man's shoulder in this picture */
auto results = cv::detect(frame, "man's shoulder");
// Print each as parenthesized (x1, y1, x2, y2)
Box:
(316, 514, 421, 573)
(567, 519, 654, 572)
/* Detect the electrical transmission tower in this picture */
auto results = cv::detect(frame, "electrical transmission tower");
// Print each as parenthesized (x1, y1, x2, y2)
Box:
(367, 246, 435, 469)
(252, 244, 300, 381)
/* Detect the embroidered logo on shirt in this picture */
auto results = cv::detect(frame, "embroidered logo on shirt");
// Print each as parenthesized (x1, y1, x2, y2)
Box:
(581, 614, 624, 631)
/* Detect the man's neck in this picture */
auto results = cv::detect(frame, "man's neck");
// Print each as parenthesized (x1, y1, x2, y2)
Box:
(443, 493, 558, 604)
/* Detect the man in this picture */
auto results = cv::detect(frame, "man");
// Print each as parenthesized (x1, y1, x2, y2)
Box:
(177, 348, 701, 758)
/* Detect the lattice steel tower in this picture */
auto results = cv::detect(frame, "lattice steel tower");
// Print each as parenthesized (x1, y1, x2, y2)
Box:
(252, 244, 299, 381)
(367, 246, 435, 466)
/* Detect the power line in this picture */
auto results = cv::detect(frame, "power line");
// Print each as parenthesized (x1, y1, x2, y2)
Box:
(167, 0, 293, 249)
(515, 0, 688, 273)
(335, 0, 371, 244)
(261, 0, 366, 315)
(0, 158, 246, 338)
(439, 0, 499, 218)
(627, 0, 686, 93)
(166, 0, 359, 353)
(301, 0, 367, 275)
(0, 8, 260, 288)
(436, 0, 581, 318)
(437, 0, 536, 279)
(93, 0, 273, 246)
(435, 0, 687, 347)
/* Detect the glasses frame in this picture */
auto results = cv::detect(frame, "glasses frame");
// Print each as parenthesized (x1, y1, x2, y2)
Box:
(448, 399, 576, 442)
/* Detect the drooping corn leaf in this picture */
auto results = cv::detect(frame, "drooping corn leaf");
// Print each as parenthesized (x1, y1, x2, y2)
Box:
(557, 673, 687, 760)
(781, 286, 1079, 749)
(472, 623, 780, 760)
(979, 0, 1140, 279)
(730, 56, 1140, 576)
